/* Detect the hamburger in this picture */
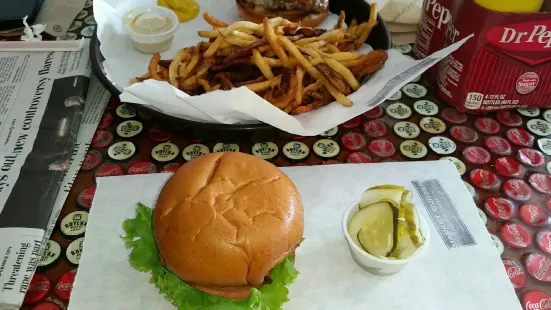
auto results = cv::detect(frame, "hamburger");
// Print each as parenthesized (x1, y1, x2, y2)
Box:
(123, 152, 303, 309)
(236, 0, 329, 27)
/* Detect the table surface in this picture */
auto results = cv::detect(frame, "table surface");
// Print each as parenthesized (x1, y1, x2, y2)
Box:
(18, 2, 551, 310)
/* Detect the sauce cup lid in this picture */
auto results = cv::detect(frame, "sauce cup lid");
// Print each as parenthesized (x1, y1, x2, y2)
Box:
(122, 5, 179, 41)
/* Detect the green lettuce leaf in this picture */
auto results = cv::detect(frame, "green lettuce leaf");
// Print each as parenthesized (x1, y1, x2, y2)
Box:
(121, 203, 298, 310)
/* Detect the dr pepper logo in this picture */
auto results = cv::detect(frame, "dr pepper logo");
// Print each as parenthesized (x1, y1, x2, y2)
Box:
(487, 20, 551, 65)
(423, 0, 452, 30)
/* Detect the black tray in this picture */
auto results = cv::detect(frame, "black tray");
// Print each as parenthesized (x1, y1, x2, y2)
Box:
(90, 0, 391, 141)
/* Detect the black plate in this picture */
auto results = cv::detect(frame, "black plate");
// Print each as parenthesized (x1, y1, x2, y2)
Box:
(90, 0, 391, 141)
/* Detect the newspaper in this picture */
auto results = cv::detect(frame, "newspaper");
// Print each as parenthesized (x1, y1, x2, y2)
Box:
(43, 76, 110, 239)
(0, 40, 108, 310)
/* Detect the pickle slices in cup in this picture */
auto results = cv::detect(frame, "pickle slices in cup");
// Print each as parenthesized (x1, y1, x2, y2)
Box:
(348, 185, 425, 259)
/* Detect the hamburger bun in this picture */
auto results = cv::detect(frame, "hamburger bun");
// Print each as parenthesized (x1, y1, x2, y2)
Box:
(153, 152, 303, 298)
(236, 0, 329, 27)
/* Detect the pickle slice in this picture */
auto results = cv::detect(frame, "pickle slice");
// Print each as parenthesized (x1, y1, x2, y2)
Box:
(355, 203, 395, 257)
(388, 232, 417, 259)
(348, 202, 394, 251)
(388, 190, 411, 258)
(359, 185, 405, 209)
(404, 202, 424, 247)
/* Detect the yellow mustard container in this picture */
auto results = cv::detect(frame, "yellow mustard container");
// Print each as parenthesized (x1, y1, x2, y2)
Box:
(475, 0, 544, 12)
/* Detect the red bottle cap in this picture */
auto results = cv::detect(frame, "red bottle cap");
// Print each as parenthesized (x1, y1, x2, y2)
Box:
(441, 108, 467, 124)
(475, 117, 500, 135)
(363, 119, 388, 138)
(80, 150, 103, 172)
(522, 291, 551, 310)
(519, 204, 548, 227)
(502, 259, 526, 289)
(55, 269, 77, 302)
(485, 136, 512, 156)
(529, 173, 551, 195)
(500, 222, 531, 248)
(341, 116, 361, 129)
(77, 186, 96, 209)
(506, 128, 534, 147)
(497, 111, 522, 127)
(463, 146, 491, 165)
(518, 148, 545, 167)
(106, 96, 119, 110)
(148, 124, 173, 142)
(91, 130, 114, 148)
(94, 163, 124, 180)
(32, 301, 61, 310)
(484, 197, 515, 220)
(23, 274, 51, 304)
(536, 231, 551, 256)
(470, 169, 500, 190)
(362, 106, 384, 119)
(340, 132, 367, 151)
(547, 198, 551, 212)
(97, 111, 113, 129)
(503, 179, 532, 202)
(128, 161, 157, 175)
(495, 157, 522, 178)
(525, 253, 551, 283)
(161, 163, 181, 173)
(368, 139, 396, 159)
(346, 152, 372, 163)
(450, 126, 479, 144)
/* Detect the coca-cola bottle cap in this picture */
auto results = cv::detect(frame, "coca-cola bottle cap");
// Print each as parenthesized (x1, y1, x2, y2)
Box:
(522, 291, 551, 310)
(31, 301, 61, 310)
(519, 204, 549, 227)
(23, 273, 51, 304)
(525, 253, 551, 283)
(500, 222, 531, 249)
(536, 231, 551, 256)
(55, 269, 77, 302)
(502, 259, 526, 289)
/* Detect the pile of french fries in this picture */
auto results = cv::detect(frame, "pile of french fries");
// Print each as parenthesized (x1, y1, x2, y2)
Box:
(131, 6, 388, 115)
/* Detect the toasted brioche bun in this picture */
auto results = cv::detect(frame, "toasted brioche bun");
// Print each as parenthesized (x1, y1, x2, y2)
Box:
(236, 0, 329, 27)
(153, 152, 304, 298)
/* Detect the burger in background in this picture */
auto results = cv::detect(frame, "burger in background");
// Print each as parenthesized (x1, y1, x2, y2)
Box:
(236, 0, 329, 27)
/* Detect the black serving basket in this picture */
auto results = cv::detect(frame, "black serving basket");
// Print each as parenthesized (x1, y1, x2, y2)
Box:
(90, 0, 391, 142)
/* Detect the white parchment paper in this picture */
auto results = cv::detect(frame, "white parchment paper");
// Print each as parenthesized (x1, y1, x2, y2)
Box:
(69, 161, 521, 310)
(93, 0, 470, 135)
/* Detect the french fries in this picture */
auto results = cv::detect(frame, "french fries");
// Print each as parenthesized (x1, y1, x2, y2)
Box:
(279, 36, 352, 107)
(178, 48, 200, 80)
(354, 3, 378, 50)
(132, 10, 388, 115)
(321, 54, 360, 90)
(204, 35, 224, 57)
(203, 12, 228, 27)
(252, 49, 274, 79)
(263, 18, 289, 67)
(169, 48, 188, 87)
(334, 11, 345, 30)
(295, 66, 304, 106)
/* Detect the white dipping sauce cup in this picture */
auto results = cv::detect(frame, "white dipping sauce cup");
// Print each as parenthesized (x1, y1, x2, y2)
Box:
(342, 202, 431, 275)
(122, 5, 179, 54)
